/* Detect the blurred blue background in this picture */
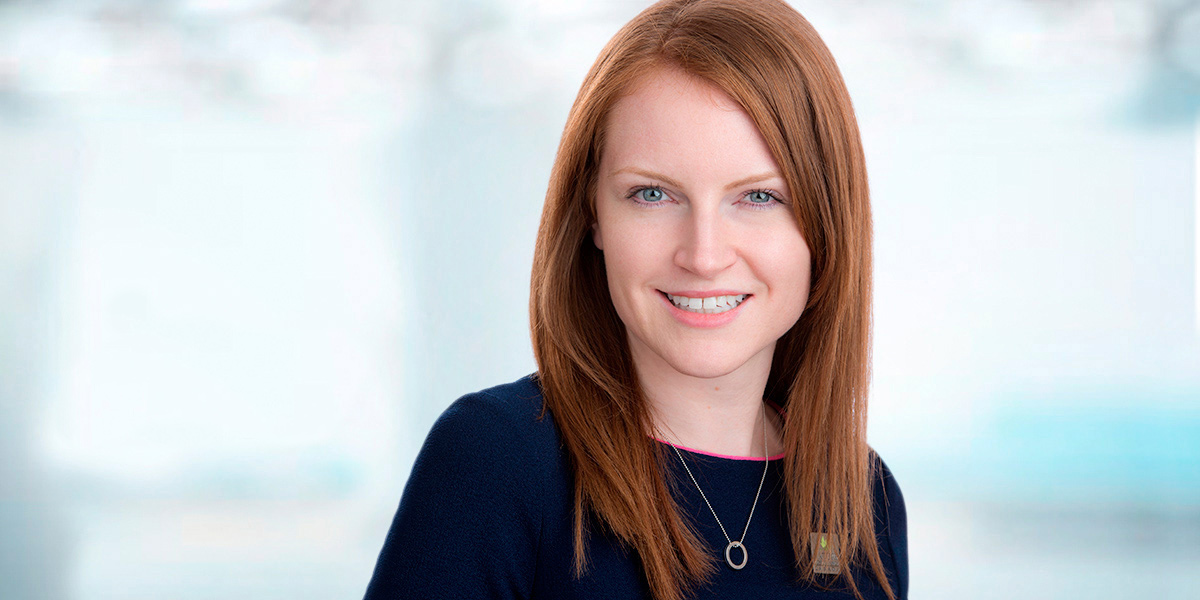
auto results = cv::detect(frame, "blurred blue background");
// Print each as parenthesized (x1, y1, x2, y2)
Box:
(1, 0, 1198, 598)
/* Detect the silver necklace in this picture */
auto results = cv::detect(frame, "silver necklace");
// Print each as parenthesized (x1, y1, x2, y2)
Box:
(661, 403, 770, 571)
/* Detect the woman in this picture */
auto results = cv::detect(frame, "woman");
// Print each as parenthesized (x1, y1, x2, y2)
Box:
(363, 0, 907, 598)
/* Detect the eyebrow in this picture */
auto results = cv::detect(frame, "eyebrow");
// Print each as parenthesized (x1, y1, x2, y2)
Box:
(612, 167, 783, 191)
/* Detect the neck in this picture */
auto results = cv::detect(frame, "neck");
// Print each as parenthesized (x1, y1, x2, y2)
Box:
(632, 340, 785, 458)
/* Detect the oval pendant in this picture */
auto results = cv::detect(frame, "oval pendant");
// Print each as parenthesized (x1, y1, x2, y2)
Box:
(724, 541, 747, 570)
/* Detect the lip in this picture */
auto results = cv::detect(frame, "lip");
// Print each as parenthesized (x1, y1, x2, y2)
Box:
(661, 289, 749, 297)
(657, 290, 751, 329)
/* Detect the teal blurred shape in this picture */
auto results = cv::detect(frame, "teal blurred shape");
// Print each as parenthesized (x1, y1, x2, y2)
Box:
(973, 384, 1200, 505)
(1118, 63, 1200, 129)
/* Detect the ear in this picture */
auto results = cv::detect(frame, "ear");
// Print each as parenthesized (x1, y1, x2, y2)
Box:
(591, 222, 604, 250)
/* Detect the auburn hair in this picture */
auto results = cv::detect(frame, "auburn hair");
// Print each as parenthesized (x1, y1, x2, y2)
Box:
(528, 1, 890, 599)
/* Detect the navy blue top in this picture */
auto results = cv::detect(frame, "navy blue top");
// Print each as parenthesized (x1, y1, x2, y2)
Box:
(363, 374, 908, 599)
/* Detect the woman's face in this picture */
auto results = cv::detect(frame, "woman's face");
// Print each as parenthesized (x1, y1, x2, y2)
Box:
(593, 65, 812, 382)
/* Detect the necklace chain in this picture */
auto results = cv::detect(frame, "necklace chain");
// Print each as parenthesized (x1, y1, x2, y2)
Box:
(661, 402, 771, 570)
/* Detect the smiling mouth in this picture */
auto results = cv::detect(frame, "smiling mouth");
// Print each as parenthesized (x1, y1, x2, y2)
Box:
(661, 291, 750, 314)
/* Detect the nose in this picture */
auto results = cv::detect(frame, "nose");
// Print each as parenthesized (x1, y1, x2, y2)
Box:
(674, 206, 737, 278)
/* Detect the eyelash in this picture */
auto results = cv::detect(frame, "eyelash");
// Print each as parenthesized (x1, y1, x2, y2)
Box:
(624, 185, 786, 211)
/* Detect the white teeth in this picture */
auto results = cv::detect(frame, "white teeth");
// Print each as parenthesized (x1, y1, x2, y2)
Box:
(665, 293, 749, 314)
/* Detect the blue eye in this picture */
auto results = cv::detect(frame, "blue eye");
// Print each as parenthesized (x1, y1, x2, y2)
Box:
(636, 187, 665, 203)
(747, 190, 774, 204)
(743, 189, 785, 210)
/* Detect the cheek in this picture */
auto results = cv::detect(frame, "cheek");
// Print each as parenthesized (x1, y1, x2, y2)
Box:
(602, 226, 661, 291)
(759, 231, 812, 303)
(598, 220, 670, 316)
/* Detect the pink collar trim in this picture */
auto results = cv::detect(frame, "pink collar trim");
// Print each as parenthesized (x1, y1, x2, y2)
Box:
(653, 437, 786, 461)
(650, 400, 788, 462)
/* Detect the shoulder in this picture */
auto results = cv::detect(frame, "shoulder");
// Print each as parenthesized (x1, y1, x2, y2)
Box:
(450, 373, 547, 424)
(869, 450, 905, 515)
(425, 373, 559, 462)
(868, 449, 909, 599)
(364, 374, 561, 598)
(414, 373, 564, 494)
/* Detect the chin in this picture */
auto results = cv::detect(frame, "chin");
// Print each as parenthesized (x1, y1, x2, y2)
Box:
(660, 348, 752, 380)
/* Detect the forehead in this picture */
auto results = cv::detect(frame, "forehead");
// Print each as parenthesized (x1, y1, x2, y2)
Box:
(599, 66, 780, 177)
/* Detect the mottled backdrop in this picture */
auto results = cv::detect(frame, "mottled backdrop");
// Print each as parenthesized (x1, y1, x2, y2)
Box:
(1, 0, 1198, 598)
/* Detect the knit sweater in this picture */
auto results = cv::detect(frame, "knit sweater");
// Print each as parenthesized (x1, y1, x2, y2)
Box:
(363, 374, 908, 599)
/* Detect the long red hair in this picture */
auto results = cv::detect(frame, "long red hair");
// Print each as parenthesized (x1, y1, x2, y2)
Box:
(529, 1, 890, 599)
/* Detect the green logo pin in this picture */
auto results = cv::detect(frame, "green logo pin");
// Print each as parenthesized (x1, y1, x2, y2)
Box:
(820, 536, 827, 549)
